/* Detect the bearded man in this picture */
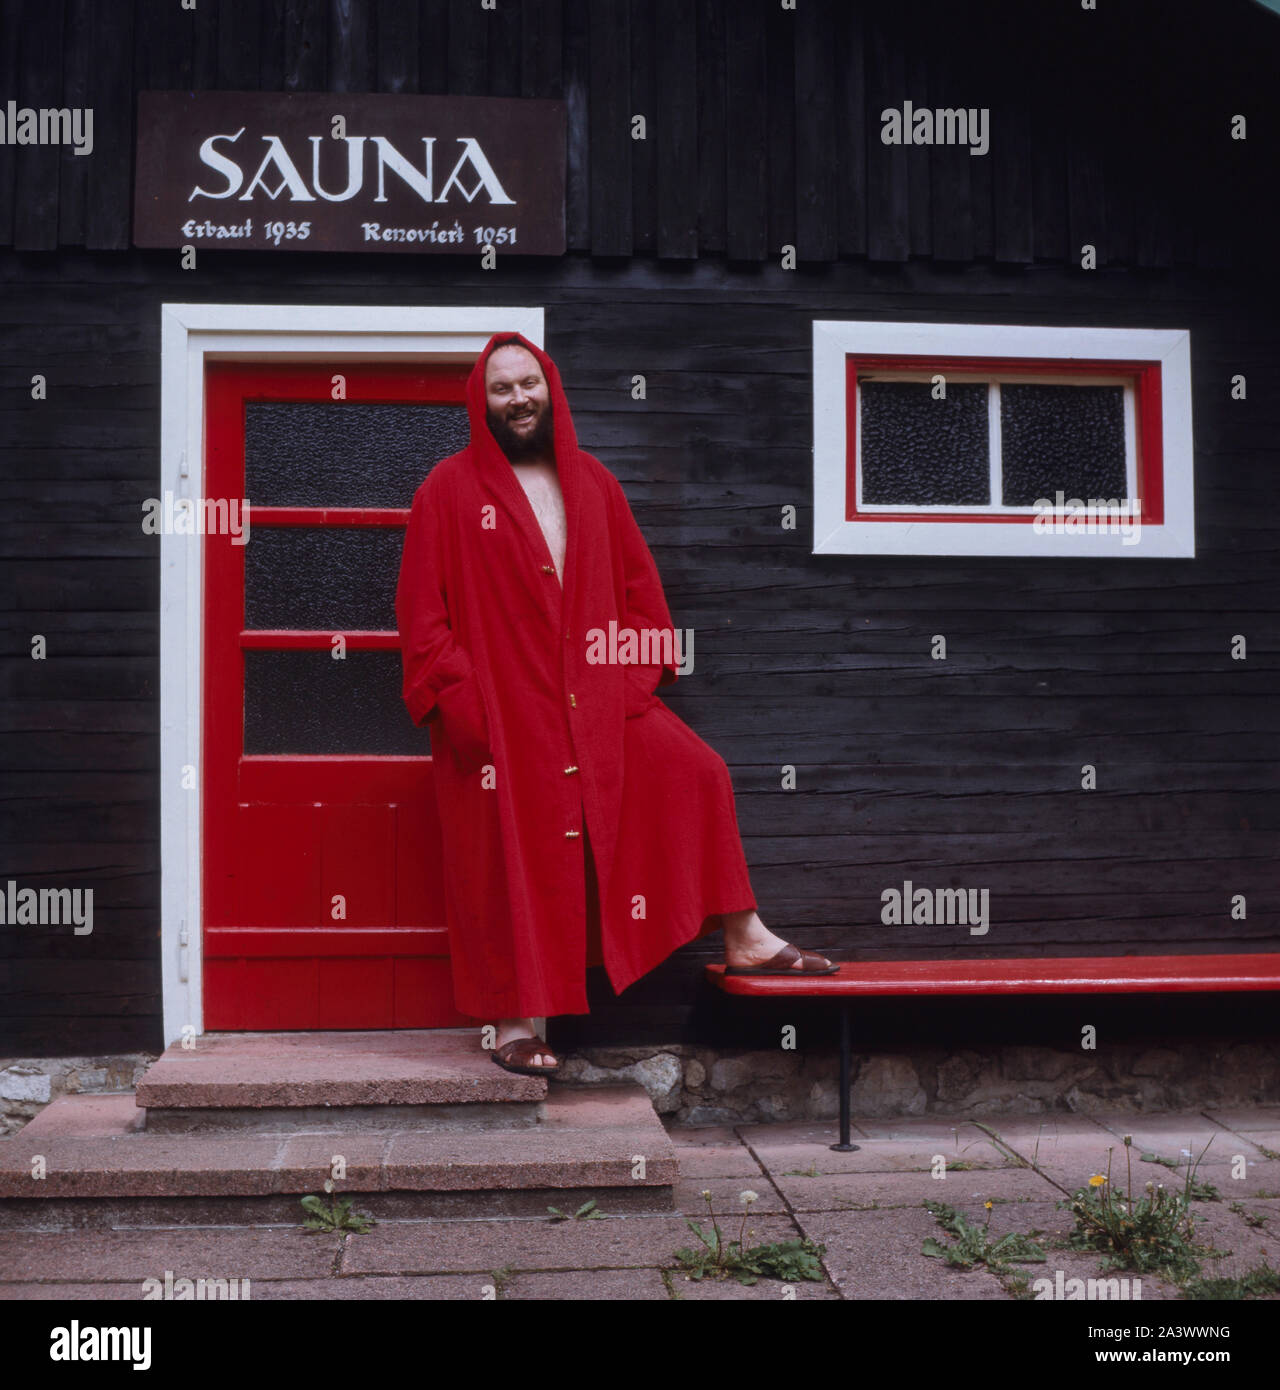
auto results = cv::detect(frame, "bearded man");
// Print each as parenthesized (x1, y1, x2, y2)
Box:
(396, 333, 834, 1076)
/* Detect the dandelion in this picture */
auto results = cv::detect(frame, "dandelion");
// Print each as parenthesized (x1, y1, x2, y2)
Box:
(1089, 1175, 1107, 1187)
(701, 1189, 711, 1199)
(740, 1190, 759, 1205)
(1123, 1134, 1132, 1147)
(984, 1200, 993, 1210)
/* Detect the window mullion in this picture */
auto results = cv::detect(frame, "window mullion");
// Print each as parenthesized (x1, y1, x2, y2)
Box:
(988, 381, 1002, 507)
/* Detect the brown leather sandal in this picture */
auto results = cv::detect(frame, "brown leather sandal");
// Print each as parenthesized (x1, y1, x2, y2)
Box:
(723, 942, 838, 976)
(492, 1035, 561, 1076)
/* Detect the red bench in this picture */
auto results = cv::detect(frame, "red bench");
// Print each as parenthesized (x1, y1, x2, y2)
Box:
(706, 955, 1280, 1150)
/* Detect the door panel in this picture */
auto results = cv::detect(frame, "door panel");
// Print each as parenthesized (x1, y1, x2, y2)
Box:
(203, 361, 470, 1029)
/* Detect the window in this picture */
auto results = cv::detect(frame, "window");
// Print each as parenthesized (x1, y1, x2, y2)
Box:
(812, 321, 1194, 557)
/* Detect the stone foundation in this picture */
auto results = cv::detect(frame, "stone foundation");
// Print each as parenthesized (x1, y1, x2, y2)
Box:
(557, 1039, 1280, 1125)
(5, 1039, 1278, 1135)
(1, 1055, 154, 1137)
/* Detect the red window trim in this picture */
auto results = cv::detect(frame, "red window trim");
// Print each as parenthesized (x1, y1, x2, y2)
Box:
(844, 354, 1165, 527)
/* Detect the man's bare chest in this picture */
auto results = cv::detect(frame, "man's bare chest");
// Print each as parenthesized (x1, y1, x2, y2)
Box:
(511, 462, 567, 579)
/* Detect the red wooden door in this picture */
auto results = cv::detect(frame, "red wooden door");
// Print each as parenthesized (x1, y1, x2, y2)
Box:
(202, 361, 471, 1029)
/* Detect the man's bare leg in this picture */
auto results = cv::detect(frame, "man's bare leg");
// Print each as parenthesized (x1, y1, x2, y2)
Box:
(721, 910, 832, 970)
(496, 1017, 555, 1068)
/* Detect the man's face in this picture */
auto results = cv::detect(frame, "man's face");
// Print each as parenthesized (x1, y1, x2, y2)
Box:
(484, 345, 554, 461)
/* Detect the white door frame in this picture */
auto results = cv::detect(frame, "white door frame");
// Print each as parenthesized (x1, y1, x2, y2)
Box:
(158, 303, 545, 1046)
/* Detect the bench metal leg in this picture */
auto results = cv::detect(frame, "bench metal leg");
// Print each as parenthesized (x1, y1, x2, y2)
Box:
(830, 1000, 859, 1152)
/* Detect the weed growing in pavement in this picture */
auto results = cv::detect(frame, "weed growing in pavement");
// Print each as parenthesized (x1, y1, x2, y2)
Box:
(299, 1191, 375, 1233)
(1140, 1151, 1221, 1200)
(671, 1189, 827, 1286)
(922, 1199, 1047, 1273)
(1061, 1138, 1214, 1280)
(547, 1198, 607, 1221)
(1181, 1263, 1280, 1300)
(1228, 1200, 1269, 1228)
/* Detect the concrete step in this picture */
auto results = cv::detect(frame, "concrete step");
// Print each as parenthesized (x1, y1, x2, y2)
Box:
(0, 1086, 678, 1223)
(135, 1029, 545, 1113)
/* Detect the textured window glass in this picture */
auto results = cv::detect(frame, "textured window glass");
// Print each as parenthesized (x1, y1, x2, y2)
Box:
(244, 650, 427, 755)
(1000, 384, 1127, 505)
(245, 402, 469, 507)
(859, 381, 990, 505)
(245, 527, 404, 631)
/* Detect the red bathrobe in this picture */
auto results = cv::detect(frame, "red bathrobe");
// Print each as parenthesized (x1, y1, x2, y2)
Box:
(395, 332, 756, 1018)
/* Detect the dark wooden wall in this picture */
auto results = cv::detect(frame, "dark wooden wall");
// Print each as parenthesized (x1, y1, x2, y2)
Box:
(1, 0, 1277, 1053)
(0, 0, 1273, 265)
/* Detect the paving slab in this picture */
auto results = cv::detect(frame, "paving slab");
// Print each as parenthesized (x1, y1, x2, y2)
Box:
(674, 1176, 788, 1216)
(772, 1167, 1053, 1213)
(339, 1212, 805, 1275)
(792, 1206, 1010, 1300)
(666, 1125, 742, 1147)
(1203, 1108, 1280, 1133)
(668, 1145, 765, 1179)
(1088, 1114, 1239, 1154)
(242, 1275, 488, 1299)
(664, 1270, 843, 1299)
(0, 1136, 287, 1197)
(12, 1094, 143, 1139)
(1186, 1202, 1280, 1288)
(753, 1140, 1012, 1175)
(0, 1227, 340, 1282)
(503, 1268, 671, 1299)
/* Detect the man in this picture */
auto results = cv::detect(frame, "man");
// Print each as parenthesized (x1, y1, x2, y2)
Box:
(396, 333, 834, 1076)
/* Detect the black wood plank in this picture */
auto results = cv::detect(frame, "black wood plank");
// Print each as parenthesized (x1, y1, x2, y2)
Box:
(1029, 29, 1068, 262)
(283, 0, 327, 90)
(216, 0, 260, 88)
(487, 0, 519, 96)
(447, 0, 487, 94)
(695, 0, 726, 254)
(84, 0, 133, 250)
(654, 0, 697, 259)
(562, 0, 589, 249)
(764, 0, 794, 258)
(833, 0, 865, 258)
(12, 0, 64, 252)
(0, 0, 20, 245)
(376, 0, 419, 93)
(328, 0, 374, 91)
(418, 0, 449, 93)
(793, 0, 836, 262)
(927, 5, 972, 263)
(259, 0, 287, 89)
(520, 0, 562, 98)
(588, 0, 631, 256)
(57, 0, 92, 246)
(992, 1, 1033, 265)
(724, 0, 765, 262)
(629, 0, 655, 254)
(864, 5, 908, 261)
(905, 12, 930, 259)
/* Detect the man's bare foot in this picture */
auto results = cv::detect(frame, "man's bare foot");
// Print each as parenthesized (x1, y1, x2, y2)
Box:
(495, 1017, 556, 1068)
(719, 911, 832, 971)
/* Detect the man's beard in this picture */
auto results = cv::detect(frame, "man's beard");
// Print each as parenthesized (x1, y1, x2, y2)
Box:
(486, 402, 554, 461)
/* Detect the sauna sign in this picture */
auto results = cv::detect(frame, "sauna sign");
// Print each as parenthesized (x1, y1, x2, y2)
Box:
(133, 91, 566, 255)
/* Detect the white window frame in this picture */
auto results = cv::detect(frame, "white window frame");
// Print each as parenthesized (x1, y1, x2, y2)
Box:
(158, 303, 543, 1046)
(813, 320, 1194, 558)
